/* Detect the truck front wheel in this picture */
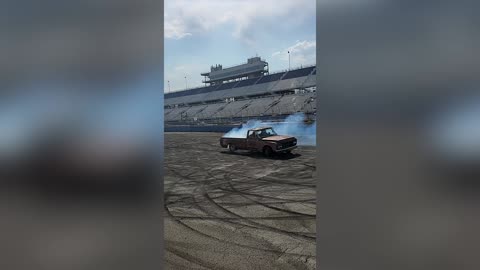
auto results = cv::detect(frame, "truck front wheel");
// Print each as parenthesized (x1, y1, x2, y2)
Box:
(228, 144, 236, 153)
(263, 146, 273, 157)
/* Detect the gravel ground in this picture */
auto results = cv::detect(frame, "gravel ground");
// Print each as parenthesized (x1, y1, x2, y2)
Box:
(165, 132, 316, 270)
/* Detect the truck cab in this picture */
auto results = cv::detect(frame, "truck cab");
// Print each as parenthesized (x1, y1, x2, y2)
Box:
(220, 127, 297, 157)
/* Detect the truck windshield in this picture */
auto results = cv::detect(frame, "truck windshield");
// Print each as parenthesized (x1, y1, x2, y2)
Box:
(257, 128, 277, 138)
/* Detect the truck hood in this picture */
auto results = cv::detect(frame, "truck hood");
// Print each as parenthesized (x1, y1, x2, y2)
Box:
(262, 135, 295, 142)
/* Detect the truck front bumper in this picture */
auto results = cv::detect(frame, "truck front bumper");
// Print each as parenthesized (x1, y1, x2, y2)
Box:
(275, 145, 297, 153)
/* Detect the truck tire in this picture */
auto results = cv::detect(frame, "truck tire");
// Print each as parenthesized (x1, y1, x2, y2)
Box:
(228, 144, 236, 153)
(263, 146, 273, 157)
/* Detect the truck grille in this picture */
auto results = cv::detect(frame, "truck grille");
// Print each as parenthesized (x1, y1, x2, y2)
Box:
(282, 140, 296, 148)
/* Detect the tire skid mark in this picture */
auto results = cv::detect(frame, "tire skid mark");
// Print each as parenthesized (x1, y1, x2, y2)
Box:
(165, 133, 316, 269)
(166, 246, 223, 270)
(204, 190, 315, 241)
(226, 182, 316, 219)
(165, 202, 315, 258)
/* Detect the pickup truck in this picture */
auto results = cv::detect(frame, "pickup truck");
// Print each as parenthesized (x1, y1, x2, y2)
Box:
(220, 127, 297, 156)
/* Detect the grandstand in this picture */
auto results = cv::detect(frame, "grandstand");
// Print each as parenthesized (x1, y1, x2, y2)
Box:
(165, 57, 316, 126)
(201, 57, 268, 85)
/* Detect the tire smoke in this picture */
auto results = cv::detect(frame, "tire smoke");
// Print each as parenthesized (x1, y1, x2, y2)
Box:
(223, 113, 316, 146)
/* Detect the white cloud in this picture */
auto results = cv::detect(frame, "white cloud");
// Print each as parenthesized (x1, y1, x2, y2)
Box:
(272, 40, 316, 67)
(165, 16, 192, 40)
(164, 0, 315, 43)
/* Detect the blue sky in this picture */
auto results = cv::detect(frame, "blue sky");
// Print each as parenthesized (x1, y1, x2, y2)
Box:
(165, 0, 316, 92)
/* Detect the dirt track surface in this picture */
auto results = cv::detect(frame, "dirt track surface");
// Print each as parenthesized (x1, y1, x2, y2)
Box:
(165, 132, 316, 270)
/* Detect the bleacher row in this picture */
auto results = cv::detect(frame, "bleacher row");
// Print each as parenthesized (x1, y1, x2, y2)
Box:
(165, 66, 316, 106)
(165, 92, 316, 122)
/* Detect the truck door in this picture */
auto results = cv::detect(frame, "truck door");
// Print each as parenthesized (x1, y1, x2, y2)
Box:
(246, 130, 259, 151)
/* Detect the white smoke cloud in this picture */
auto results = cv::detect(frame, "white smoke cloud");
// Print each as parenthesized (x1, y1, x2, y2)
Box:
(223, 113, 316, 146)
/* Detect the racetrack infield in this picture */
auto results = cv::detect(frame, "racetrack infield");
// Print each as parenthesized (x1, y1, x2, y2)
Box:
(165, 132, 316, 270)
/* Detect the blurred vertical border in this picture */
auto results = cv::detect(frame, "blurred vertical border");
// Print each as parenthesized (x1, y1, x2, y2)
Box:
(0, 1, 164, 269)
(316, 0, 480, 269)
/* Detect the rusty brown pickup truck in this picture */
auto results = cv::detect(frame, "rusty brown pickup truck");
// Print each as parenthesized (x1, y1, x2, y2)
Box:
(220, 127, 297, 156)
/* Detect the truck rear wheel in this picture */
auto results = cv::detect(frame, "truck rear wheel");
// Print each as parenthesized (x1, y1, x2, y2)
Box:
(263, 146, 273, 157)
(228, 144, 236, 153)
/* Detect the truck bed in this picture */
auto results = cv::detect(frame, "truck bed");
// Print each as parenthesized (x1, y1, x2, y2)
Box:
(219, 137, 247, 149)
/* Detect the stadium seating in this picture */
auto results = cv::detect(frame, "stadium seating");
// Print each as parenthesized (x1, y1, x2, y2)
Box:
(215, 81, 239, 91)
(165, 91, 315, 122)
(240, 96, 278, 117)
(269, 95, 302, 115)
(165, 65, 316, 122)
(220, 81, 275, 98)
(216, 99, 253, 118)
(233, 77, 260, 88)
(196, 102, 227, 119)
(270, 77, 305, 92)
(165, 85, 217, 99)
(257, 72, 285, 84)
(302, 74, 316, 88)
(165, 106, 190, 121)
(281, 66, 315, 80)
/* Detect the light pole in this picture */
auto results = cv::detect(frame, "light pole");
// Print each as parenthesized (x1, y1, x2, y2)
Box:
(288, 50, 290, 70)
(184, 75, 188, 90)
(167, 80, 171, 93)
